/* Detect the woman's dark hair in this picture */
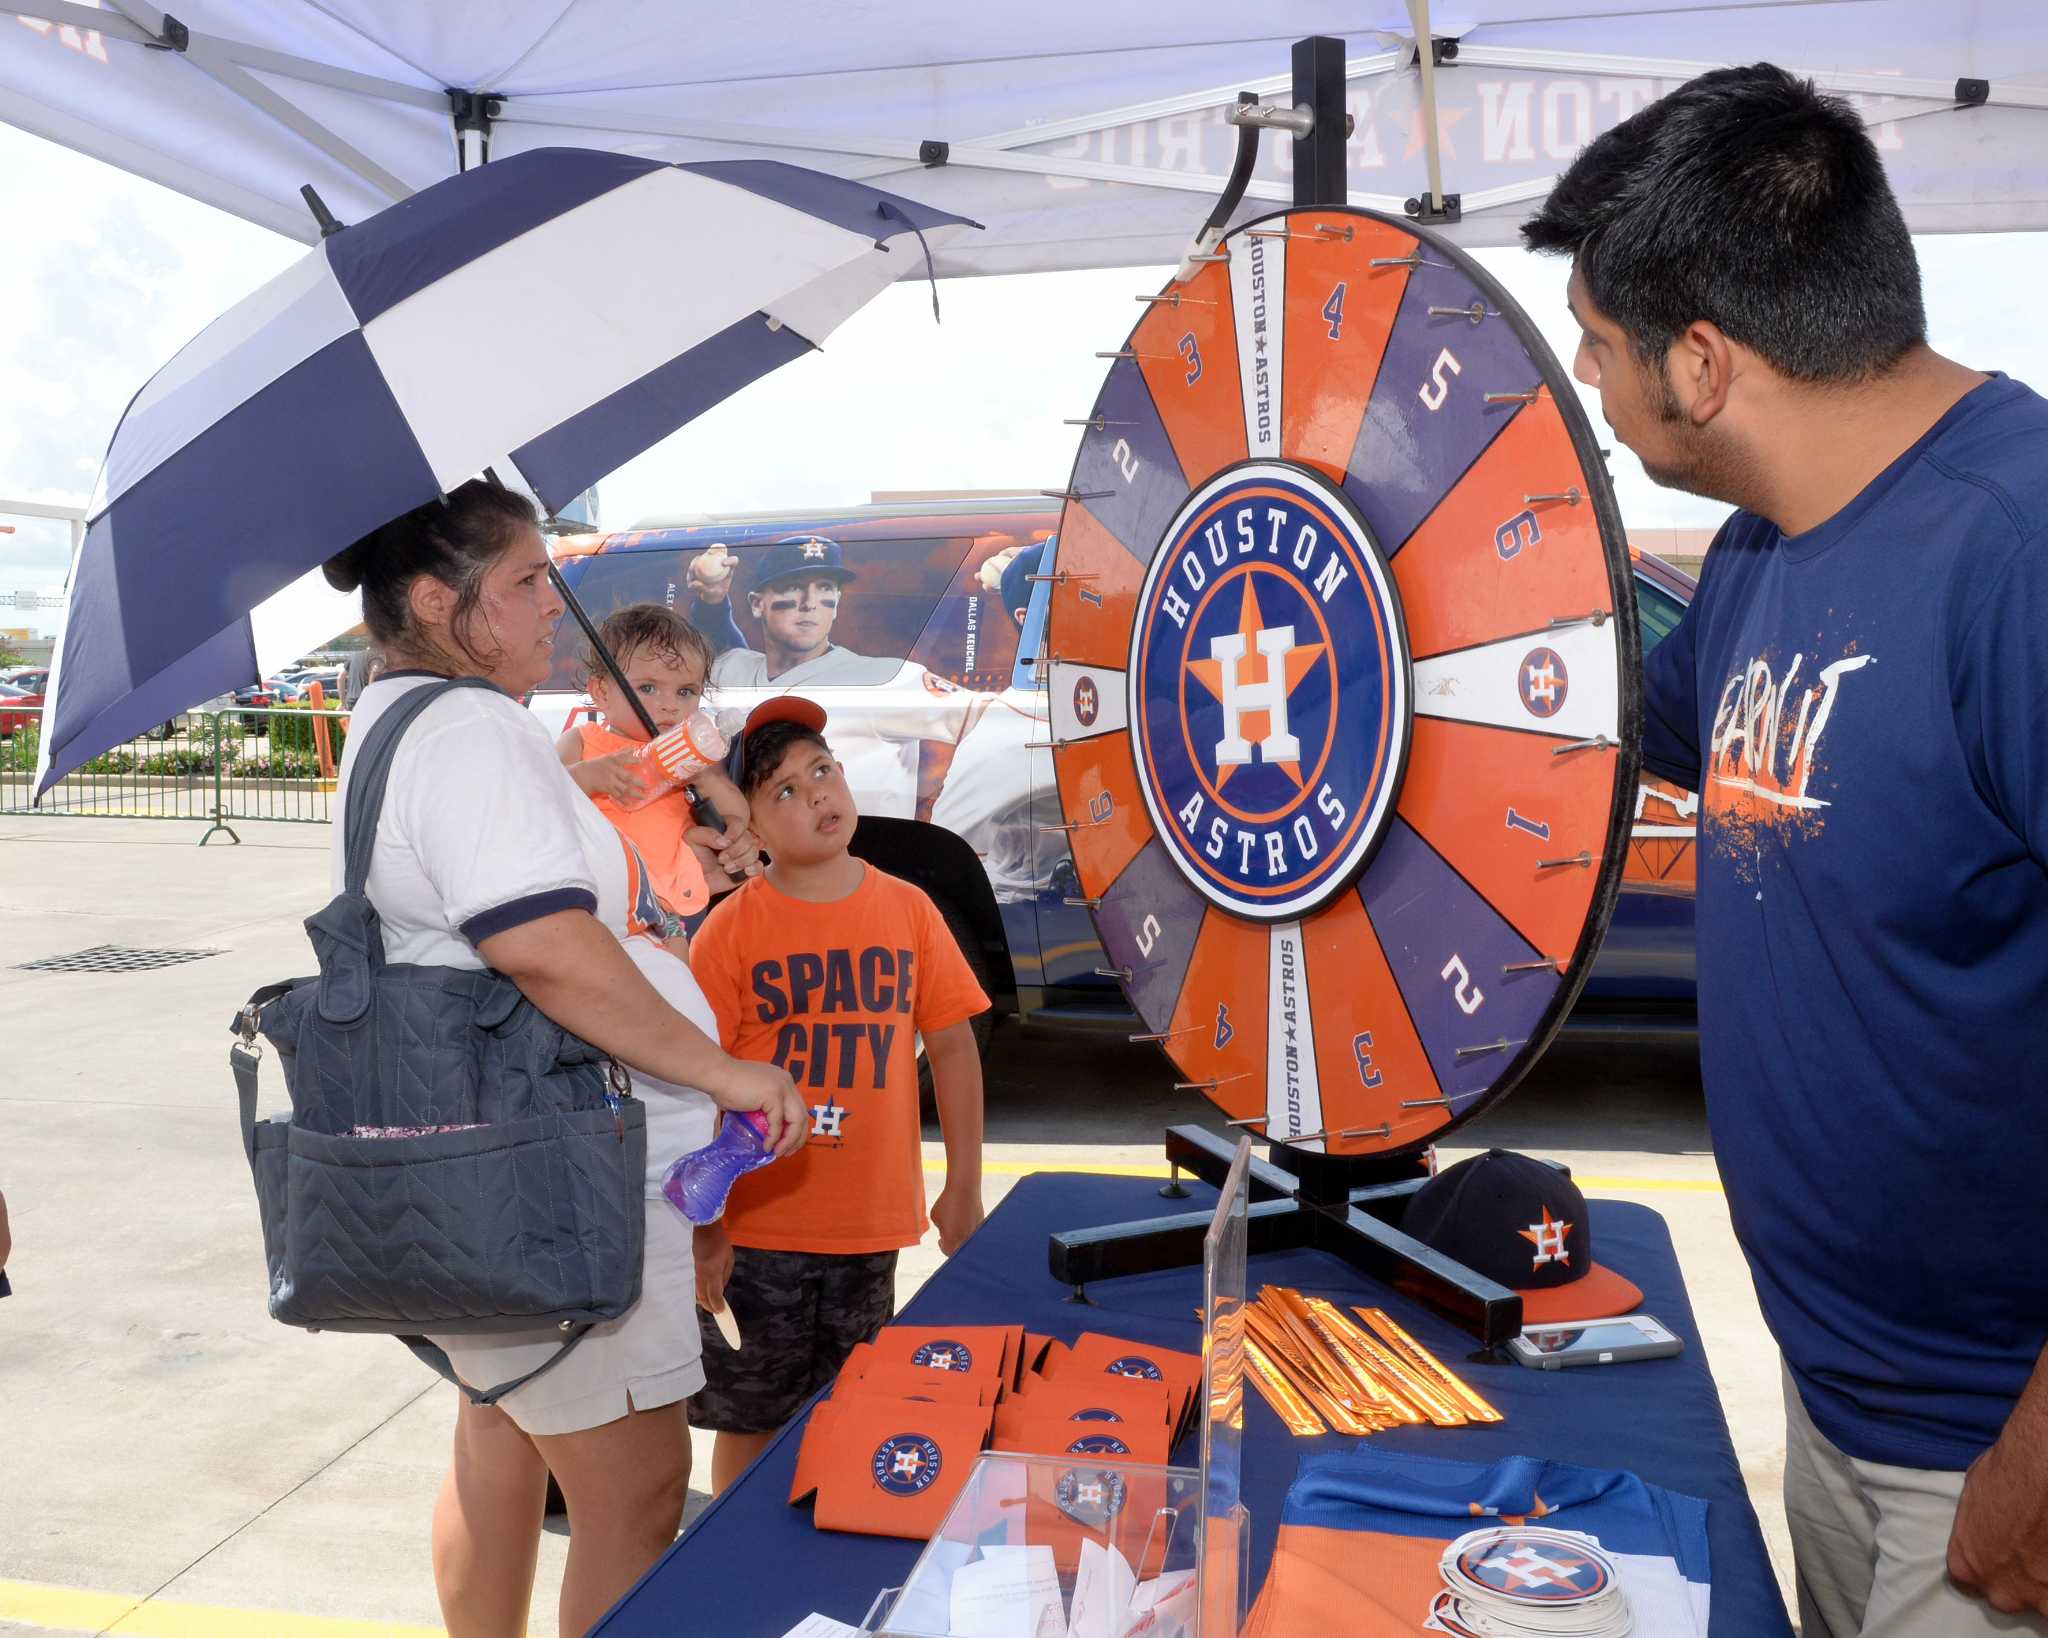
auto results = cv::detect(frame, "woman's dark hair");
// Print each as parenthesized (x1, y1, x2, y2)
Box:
(322, 479, 539, 665)
(1521, 63, 1926, 384)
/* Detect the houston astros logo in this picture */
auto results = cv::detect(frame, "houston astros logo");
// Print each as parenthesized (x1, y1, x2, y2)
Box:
(1459, 1542, 1612, 1601)
(871, 1433, 944, 1496)
(1105, 1355, 1164, 1381)
(1056, 1466, 1128, 1524)
(1067, 1433, 1131, 1455)
(1073, 675, 1099, 727)
(1130, 462, 1410, 922)
(910, 1340, 973, 1371)
(1519, 1204, 1572, 1268)
(1518, 647, 1569, 717)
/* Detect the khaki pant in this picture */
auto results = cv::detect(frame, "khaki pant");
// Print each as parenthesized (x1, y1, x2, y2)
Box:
(1783, 1367, 2048, 1637)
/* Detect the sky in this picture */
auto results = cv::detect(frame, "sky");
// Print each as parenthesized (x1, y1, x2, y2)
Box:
(3, 119, 2045, 639)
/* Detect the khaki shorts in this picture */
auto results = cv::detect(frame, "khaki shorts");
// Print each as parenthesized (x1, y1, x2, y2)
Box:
(427, 1200, 705, 1437)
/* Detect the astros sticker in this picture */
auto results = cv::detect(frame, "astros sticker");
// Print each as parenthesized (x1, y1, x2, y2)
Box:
(1056, 1465, 1129, 1527)
(1066, 1433, 1133, 1455)
(1106, 1354, 1165, 1381)
(910, 1340, 973, 1372)
(871, 1433, 944, 1496)
(1453, 1534, 1614, 1602)
(1128, 461, 1411, 923)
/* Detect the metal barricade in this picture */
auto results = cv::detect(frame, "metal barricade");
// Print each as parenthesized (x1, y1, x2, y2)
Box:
(0, 703, 346, 839)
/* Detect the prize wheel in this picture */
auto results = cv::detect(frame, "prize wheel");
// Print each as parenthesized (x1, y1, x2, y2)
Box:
(1046, 206, 1640, 1159)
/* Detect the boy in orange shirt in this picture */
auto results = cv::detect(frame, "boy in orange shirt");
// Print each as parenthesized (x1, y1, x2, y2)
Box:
(687, 697, 988, 1493)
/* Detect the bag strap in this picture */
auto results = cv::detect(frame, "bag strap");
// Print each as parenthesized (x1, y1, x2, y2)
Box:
(341, 677, 505, 897)
(397, 1330, 595, 1407)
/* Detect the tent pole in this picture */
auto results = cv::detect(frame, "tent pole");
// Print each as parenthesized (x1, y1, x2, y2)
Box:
(1405, 0, 1452, 221)
(1293, 36, 1349, 209)
(100, 0, 413, 203)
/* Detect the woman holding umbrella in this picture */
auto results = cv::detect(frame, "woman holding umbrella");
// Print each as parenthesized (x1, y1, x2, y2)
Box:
(323, 477, 808, 1637)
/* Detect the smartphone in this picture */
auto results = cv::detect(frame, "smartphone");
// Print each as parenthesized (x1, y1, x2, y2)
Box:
(1506, 1314, 1683, 1369)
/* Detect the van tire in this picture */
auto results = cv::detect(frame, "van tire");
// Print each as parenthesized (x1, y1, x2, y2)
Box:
(919, 890, 996, 1112)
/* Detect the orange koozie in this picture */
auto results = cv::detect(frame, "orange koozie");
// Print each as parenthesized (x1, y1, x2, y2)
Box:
(1011, 1372, 1178, 1430)
(794, 1398, 995, 1540)
(992, 1412, 1170, 1467)
(865, 1324, 1020, 1386)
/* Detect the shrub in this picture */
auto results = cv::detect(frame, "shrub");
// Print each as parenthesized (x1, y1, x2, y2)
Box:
(268, 700, 348, 761)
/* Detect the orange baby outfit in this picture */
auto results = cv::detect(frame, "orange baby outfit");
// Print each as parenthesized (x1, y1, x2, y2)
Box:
(574, 720, 712, 918)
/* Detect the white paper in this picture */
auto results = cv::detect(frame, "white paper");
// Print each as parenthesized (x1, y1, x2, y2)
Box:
(776, 1616, 859, 1638)
(948, 1544, 1064, 1638)
(893, 1539, 976, 1636)
(1122, 1568, 1198, 1637)
(1066, 1539, 1137, 1637)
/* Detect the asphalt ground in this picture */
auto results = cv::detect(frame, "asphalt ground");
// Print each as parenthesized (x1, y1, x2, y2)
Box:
(0, 816, 1793, 1635)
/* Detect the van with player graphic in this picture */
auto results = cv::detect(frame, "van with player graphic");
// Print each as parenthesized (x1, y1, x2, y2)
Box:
(532, 495, 1702, 1054)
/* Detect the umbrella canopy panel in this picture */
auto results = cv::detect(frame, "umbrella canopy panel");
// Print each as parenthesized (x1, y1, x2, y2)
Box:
(35, 146, 973, 791)
(2, 2, 2043, 273)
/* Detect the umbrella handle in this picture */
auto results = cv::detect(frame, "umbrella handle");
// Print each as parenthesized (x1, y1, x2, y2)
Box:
(547, 563, 741, 886)
(548, 561, 660, 739)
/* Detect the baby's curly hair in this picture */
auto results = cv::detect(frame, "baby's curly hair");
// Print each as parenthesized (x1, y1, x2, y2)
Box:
(581, 602, 715, 692)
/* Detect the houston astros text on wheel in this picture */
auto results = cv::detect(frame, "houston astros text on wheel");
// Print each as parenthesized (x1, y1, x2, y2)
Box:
(1046, 206, 1640, 1160)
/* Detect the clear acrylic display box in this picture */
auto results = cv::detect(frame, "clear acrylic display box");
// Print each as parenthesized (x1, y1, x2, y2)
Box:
(856, 1449, 1203, 1637)
(857, 1138, 1253, 1638)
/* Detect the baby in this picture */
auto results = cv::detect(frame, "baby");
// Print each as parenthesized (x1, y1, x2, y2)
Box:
(556, 602, 759, 930)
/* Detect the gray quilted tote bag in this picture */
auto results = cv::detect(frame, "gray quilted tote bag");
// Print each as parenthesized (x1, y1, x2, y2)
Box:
(233, 677, 646, 1403)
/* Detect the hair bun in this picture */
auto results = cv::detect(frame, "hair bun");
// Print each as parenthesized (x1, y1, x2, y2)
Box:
(322, 535, 372, 593)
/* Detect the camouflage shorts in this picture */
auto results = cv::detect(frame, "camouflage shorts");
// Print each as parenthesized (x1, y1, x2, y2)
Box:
(688, 1246, 899, 1433)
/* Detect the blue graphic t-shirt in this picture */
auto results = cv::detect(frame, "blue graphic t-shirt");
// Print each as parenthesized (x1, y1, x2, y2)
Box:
(1644, 375, 2048, 1470)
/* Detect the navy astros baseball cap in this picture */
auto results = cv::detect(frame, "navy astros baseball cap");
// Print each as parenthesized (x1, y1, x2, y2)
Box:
(753, 534, 857, 589)
(1402, 1149, 1642, 1324)
(723, 694, 829, 788)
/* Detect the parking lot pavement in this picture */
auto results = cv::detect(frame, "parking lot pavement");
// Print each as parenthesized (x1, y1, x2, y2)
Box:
(0, 817, 1792, 1634)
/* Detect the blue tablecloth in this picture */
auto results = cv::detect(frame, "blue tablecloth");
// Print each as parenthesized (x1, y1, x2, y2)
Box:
(595, 1171, 1792, 1636)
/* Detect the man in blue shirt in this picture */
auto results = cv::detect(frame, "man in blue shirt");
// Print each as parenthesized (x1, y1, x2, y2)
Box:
(1524, 64, 2048, 1636)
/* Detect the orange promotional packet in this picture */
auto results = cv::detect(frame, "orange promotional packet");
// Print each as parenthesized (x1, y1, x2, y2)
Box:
(1049, 1333, 1202, 1397)
(992, 1412, 1171, 1467)
(836, 1361, 1000, 1409)
(864, 1324, 1020, 1385)
(1005, 1372, 1178, 1431)
(791, 1398, 995, 1540)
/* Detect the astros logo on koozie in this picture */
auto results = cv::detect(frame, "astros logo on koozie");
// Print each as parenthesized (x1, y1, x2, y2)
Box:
(910, 1339, 973, 1372)
(1129, 461, 1411, 922)
(871, 1432, 944, 1496)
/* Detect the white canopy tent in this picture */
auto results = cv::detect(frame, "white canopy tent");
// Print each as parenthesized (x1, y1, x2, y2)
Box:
(3, 2, 2045, 277)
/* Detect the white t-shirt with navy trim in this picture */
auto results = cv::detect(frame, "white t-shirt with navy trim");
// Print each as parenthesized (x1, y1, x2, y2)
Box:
(334, 674, 716, 1191)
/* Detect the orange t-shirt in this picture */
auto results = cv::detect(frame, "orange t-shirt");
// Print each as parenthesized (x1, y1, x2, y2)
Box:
(688, 865, 989, 1253)
(575, 721, 711, 917)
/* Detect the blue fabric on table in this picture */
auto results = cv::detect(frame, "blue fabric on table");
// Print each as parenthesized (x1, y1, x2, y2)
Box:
(593, 1171, 1792, 1637)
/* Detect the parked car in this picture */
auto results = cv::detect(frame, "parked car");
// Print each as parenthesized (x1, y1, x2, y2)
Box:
(0, 679, 38, 738)
(534, 498, 1699, 1043)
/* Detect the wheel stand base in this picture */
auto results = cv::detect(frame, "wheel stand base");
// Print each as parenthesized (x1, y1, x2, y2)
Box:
(1048, 1125, 1526, 1347)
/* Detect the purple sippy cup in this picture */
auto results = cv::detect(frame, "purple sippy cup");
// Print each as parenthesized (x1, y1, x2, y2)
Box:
(662, 1110, 777, 1224)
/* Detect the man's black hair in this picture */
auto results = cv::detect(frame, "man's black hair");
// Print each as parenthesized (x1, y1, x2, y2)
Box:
(1522, 63, 1926, 384)
(737, 720, 833, 798)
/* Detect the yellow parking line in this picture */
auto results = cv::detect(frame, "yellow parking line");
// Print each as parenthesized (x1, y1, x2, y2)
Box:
(923, 1160, 1725, 1193)
(0, 1581, 440, 1638)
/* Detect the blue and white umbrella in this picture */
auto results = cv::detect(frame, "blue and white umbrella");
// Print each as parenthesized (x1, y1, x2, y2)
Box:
(35, 148, 974, 794)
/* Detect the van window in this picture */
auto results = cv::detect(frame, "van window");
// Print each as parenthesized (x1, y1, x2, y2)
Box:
(546, 532, 1040, 695)
(1637, 576, 1686, 655)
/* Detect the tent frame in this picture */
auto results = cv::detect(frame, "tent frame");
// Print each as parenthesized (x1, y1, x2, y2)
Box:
(12, 0, 2043, 248)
